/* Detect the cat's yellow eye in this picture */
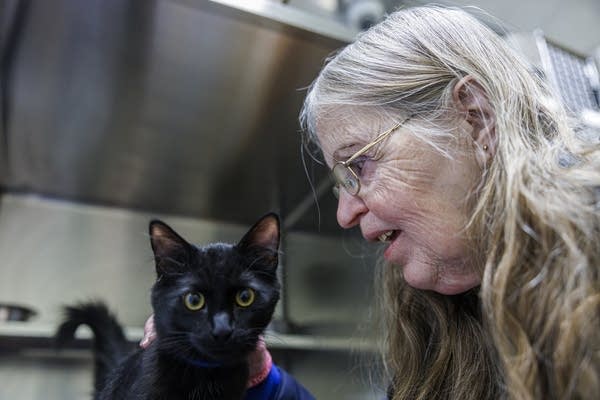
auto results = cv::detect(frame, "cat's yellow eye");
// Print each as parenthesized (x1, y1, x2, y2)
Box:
(183, 292, 205, 311)
(235, 288, 255, 308)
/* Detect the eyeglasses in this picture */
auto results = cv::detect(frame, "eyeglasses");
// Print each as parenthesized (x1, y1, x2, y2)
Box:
(332, 116, 411, 198)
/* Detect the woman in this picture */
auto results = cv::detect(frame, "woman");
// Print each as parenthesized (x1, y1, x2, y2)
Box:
(300, 5, 600, 399)
(143, 5, 600, 399)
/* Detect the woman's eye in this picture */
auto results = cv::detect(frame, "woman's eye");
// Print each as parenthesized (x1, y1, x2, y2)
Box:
(348, 156, 369, 176)
(183, 292, 205, 311)
(235, 288, 255, 308)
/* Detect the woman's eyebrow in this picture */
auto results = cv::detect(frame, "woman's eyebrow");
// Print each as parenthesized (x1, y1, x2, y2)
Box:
(332, 143, 359, 160)
(331, 149, 345, 161)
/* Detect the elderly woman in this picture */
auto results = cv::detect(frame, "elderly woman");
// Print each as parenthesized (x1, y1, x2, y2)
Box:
(141, 5, 600, 400)
(300, 5, 600, 400)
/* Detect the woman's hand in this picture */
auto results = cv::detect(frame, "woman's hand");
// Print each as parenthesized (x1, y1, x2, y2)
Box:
(140, 314, 157, 349)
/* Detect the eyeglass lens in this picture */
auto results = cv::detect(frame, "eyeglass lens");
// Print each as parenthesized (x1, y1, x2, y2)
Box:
(332, 163, 360, 197)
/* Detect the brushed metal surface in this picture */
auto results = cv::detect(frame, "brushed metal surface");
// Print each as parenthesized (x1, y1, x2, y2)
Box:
(0, 193, 376, 332)
(1, 0, 347, 233)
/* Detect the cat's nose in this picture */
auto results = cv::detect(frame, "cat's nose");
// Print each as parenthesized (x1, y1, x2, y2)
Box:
(211, 312, 233, 342)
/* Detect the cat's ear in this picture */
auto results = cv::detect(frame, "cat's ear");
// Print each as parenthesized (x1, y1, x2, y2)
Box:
(149, 220, 192, 276)
(238, 213, 280, 268)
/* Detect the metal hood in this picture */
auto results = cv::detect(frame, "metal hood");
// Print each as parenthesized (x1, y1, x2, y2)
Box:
(0, 0, 355, 233)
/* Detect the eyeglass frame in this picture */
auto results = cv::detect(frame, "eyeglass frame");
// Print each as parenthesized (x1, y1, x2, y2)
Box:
(332, 115, 412, 199)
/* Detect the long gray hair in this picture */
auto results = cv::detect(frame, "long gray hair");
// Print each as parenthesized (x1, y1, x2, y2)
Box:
(300, 6, 600, 399)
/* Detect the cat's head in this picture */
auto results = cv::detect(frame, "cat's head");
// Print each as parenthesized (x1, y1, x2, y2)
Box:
(148, 213, 280, 364)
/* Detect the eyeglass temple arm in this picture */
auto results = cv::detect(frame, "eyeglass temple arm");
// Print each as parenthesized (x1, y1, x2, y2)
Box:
(344, 118, 408, 164)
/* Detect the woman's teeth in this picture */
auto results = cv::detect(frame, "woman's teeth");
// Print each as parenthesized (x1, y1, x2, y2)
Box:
(378, 231, 394, 242)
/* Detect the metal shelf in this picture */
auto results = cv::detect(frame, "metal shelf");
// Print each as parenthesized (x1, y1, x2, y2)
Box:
(0, 322, 376, 353)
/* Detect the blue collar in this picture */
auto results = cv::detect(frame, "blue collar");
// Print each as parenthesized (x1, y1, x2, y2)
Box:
(182, 357, 222, 368)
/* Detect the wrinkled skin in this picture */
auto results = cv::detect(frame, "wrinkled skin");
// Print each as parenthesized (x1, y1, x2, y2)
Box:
(318, 113, 483, 295)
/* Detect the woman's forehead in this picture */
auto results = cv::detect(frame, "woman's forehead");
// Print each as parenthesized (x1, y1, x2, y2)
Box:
(316, 114, 393, 149)
(315, 112, 398, 161)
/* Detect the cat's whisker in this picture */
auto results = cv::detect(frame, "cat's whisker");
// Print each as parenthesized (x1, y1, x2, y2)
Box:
(262, 337, 286, 347)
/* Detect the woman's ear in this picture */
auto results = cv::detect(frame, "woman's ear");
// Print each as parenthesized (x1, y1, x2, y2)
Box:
(452, 76, 497, 166)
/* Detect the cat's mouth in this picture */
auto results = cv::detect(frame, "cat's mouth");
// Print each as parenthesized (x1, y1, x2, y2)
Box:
(188, 336, 257, 363)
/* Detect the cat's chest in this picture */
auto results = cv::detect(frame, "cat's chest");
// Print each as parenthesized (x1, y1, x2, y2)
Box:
(148, 359, 248, 400)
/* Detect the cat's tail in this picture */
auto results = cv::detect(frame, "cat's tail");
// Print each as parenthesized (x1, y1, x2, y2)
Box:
(56, 301, 131, 392)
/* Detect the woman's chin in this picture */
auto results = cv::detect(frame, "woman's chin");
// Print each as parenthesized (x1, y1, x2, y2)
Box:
(402, 263, 480, 295)
(401, 264, 437, 292)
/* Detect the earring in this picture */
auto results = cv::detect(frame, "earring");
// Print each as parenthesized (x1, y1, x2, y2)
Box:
(482, 144, 489, 151)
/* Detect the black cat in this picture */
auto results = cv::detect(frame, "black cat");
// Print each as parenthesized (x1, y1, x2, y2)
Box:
(57, 213, 281, 400)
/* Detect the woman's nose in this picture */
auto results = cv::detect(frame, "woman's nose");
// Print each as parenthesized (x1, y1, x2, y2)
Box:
(336, 190, 368, 229)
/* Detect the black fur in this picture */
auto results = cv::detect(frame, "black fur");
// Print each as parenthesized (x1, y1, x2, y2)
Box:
(55, 302, 132, 393)
(56, 213, 281, 400)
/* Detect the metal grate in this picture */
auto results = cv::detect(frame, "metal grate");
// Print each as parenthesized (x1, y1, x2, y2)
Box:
(546, 42, 599, 114)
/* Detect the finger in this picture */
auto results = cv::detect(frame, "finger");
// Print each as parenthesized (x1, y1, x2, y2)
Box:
(139, 315, 156, 348)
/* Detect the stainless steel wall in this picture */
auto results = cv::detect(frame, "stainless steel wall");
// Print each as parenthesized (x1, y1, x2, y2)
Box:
(1, 0, 351, 233)
(0, 193, 377, 330)
(0, 194, 382, 399)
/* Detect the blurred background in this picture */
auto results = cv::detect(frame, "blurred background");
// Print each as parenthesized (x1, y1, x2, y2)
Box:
(0, 0, 598, 399)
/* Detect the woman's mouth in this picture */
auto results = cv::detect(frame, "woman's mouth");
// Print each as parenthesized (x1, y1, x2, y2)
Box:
(378, 230, 399, 242)
(382, 230, 403, 262)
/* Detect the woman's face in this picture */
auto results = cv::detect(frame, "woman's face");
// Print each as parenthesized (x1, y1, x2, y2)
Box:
(318, 114, 483, 295)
